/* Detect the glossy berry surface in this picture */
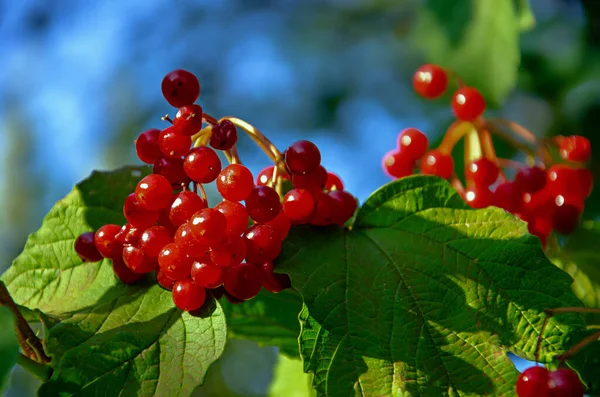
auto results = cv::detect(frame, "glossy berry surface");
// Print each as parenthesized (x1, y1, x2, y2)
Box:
(451, 87, 486, 121)
(292, 165, 327, 195)
(183, 146, 222, 183)
(547, 368, 584, 397)
(245, 186, 282, 223)
(158, 126, 192, 159)
(135, 174, 174, 211)
(112, 257, 145, 285)
(172, 278, 206, 311)
(515, 166, 546, 194)
(217, 164, 255, 202)
(161, 69, 200, 108)
(558, 135, 591, 163)
(223, 263, 263, 301)
(210, 235, 247, 267)
(153, 156, 189, 186)
(397, 128, 429, 161)
(285, 140, 321, 175)
(191, 260, 224, 288)
(210, 119, 238, 150)
(174, 223, 209, 258)
(256, 165, 290, 186)
(420, 150, 454, 179)
(325, 172, 344, 191)
(215, 200, 250, 237)
(123, 193, 159, 229)
(516, 366, 549, 397)
(139, 226, 173, 259)
(190, 208, 227, 246)
(158, 243, 193, 280)
(463, 186, 493, 209)
(115, 223, 143, 246)
(169, 190, 207, 228)
(243, 224, 282, 264)
(156, 268, 176, 290)
(173, 104, 203, 136)
(413, 64, 448, 99)
(310, 193, 336, 226)
(74, 232, 104, 262)
(283, 189, 315, 223)
(122, 245, 156, 274)
(492, 182, 523, 213)
(382, 150, 414, 179)
(465, 158, 499, 187)
(261, 262, 291, 293)
(264, 210, 292, 241)
(94, 224, 123, 259)
(328, 190, 357, 225)
(135, 128, 162, 164)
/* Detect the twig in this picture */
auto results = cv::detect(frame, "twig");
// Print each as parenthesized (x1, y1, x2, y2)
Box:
(16, 353, 52, 381)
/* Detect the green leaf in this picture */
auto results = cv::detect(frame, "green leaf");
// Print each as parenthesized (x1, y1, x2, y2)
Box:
(514, 0, 535, 31)
(38, 284, 226, 397)
(412, 0, 521, 105)
(425, 0, 471, 47)
(268, 354, 316, 397)
(277, 176, 585, 396)
(222, 289, 303, 358)
(0, 306, 19, 390)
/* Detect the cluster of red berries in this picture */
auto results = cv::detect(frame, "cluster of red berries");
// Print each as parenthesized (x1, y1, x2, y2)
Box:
(383, 64, 593, 246)
(74, 69, 357, 312)
(517, 366, 584, 397)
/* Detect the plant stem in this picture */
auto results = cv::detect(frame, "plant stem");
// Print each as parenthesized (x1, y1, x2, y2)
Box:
(16, 353, 52, 381)
(438, 121, 474, 155)
(220, 116, 283, 162)
(0, 282, 50, 363)
(556, 330, 600, 364)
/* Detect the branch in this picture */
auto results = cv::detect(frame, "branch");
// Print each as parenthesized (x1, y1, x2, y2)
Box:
(16, 353, 52, 382)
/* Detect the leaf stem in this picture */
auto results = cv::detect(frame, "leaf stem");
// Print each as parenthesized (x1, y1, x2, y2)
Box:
(16, 353, 52, 382)
(0, 281, 50, 363)
(555, 330, 600, 364)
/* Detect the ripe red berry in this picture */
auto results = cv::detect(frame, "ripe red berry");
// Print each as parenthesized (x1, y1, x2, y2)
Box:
(382, 150, 414, 179)
(210, 235, 247, 267)
(325, 172, 344, 191)
(74, 232, 104, 262)
(217, 164, 255, 202)
(139, 225, 173, 259)
(174, 223, 210, 258)
(135, 128, 162, 164)
(515, 166, 547, 194)
(183, 146, 222, 183)
(223, 263, 263, 301)
(420, 150, 454, 179)
(94, 224, 123, 259)
(328, 190, 357, 225)
(516, 366, 549, 397)
(292, 165, 328, 195)
(492, 182, 523, 213)
(558, 135, 591, 163)
(172, 278, 206, 311)
(158, 243, 193, 280)
(285, 140, 321, 175)
(576, 168, 594, 198)
(169, 190, 207, 228)
(245, 186, 282, 223)
(135, 174, 174, 211)
(123, 193, 159, 229)
(552, 194, 583, 235)
(283, 189, 315, 223)
(158, 126, 192, 158)
(173, 104, 204, 136)
(397, 128, 429, 161)
(451, 87, 486, 121)
(256, 165, 290, 186)
(112, 256, 145, 285)
(463, 186, 493, 209)
(412, 64, 448, 99)
(547, 368, 584, 396)
(191, 260, 224, 289)
(260, 262, 291, 293)
(115, 224, 143, 246)
(243, 224, 282, 264)
(156, 268, 176, 290)
(547, 165, 591, 199)
(209, 119, 238, 150)
(190, 208, 227, 246)
(161, 69, 200, 108)
(527, 216, 553, 247)
(154, 156, 190, 186)
(215, 200, 250, 237)
(465, 158, 499, 187)
(309, 193, 336, 226)
(264, 210, 292, 241)
(122, 245, 157, 274)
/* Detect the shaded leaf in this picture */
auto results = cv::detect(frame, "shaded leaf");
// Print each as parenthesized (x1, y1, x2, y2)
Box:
(0, 306, 19, 390)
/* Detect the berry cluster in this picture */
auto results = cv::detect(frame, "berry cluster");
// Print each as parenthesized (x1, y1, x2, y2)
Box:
(74, 69, 357, 312)
(516, 366, 584, 397)
(383, 64, 594, 246)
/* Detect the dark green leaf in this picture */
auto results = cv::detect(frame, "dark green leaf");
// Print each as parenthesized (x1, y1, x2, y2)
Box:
(425, 0, 471, 47)
(278, 175, 585, 396)
(0, 306, 19, 390)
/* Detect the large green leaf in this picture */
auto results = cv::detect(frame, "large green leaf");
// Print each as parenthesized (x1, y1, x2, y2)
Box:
(413, 0, 521, 105)
(0, 306, 19, 390)
(268, 354, 315, 397)
(277, 176, 585, 396)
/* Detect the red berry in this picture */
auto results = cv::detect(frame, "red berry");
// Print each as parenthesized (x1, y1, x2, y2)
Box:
(112, 256, 145, 285)
(172, 278, 206, 311)
(292, 165, 327, 195)
(260, 262, 291, 293)
(547, 165, 591, 199)
(139, 226, 173, 259)
(465, 158, 499, 187)
(135, 174, 174, 211)
(156, 268, 176, 290)
(527, 216, 553, 247)
(191, 260, 224, 288)
(576, 168, 594, 198)
(115, 224, 143, 246)
(552, 194, 583, 235)
(245, 186, 281, 223)
(515, 166, 546, 194)
(223, 263, 263, 301)
(153, 156, 190, 186)
(492, 182, 523, 213)
(94, 224, 123, 259)
(173, 104, 203, 136)
(283, 189, 315, 223)
(451, 87, 486, 121)
(256, 165, 290, 186)
(243, 224, 282, 264)
(215, 200, 250, 237)
(547, 368, 584, 396)
(174, 223, 210, 258)
(169, 190, 207, 228)
(285, 140, 321, 175)
(558, 135, 591, 163)
(264, 210, 292, 241)
(463, 186, 493, 209)
(158, 126, 192, 159)
(325, 172, 344, 191)
(183, 146, 222, 183)
(382, 150, 414, 179)
(122, 245, 157, 274)
(135, 128, 162, 164)
(309, 193, 336, 226)
(217, 164, 255, 202)
(158, 243, 193, 280)
(412, 64, 448, 99)
(161, 69, 200, 108)
(209, 119, 238, 150)
(516, 366, 549, 397)
(74, 232, 104, 262)
(328, 190, 357, 225)
(210, 235, 247, 267)
(190, 208, 227, 246)
(420, 150, 454, 179)
(397, 128, 429, 161)
(123, 193, 159, 229)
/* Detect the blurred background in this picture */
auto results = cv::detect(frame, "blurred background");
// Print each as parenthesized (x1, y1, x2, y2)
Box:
(1, 0, 599, 395)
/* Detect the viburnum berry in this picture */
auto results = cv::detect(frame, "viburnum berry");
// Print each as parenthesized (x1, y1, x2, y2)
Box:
(191, 260, 224, 289)
(382, 150, 414, 179)
(115, 223, 143, 246)
(183, 146, 222, 183)
(283, 189, 315, 223)
(463, 186, 493, 209)
(576, 168, 594, 198)
(527, 216, 553, 247)
(256, 165, 290, 186)
(264, 210, 292, 241)
(451, 87, 486, 121)
(158, 243, 193, 280)
(465, 158, 499, 187)
(123, 193, 159, 229)
(153, 156, 190, 186)
(245, 186, 281, 223)
(210, 235, 247, 267)
(412, 64, 448, 99)
(516, 366, 549, 397)
(158, 126, 192, 158)
(260, 262, 291, 293)
(135, 174, 174, 211)
(74, 232, 104, 262)
(135, 128, 162, 164)
(94, 224, 123, 259)
(223, 263, 263, 301)
(292, 165, 327, 195)
(122, 245, 157, 274)
(325, 172, 344, 191)
(546, 368, 584, 396)
(174, 223, 210, 258)
(190, 208, 227, 246)
(161, 69, 200, 108)
(547, 165, 591, 199)
(156, 268, 176, 290)
(169, 190, 207, 228)
(243, 224, 282, 264)
(420, 150, 454, 179)
(557, 135, 591, 163)
(215, 200, 250, 237)
(217, 164, 255, 202)
(172, 278, 206, 311)
(397, 128, 429, 161)
(285, 140, 321, 175)
(310, 193, 336, 226)
(328, 190, 357, 225)
(173, 104, 203, 136)
(139, 225, 173, 259)
(492, 182, 523, 213)
(515, 166, 546, 194)
(210, 119, 238, 150)
(112, 256, 145, 285)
